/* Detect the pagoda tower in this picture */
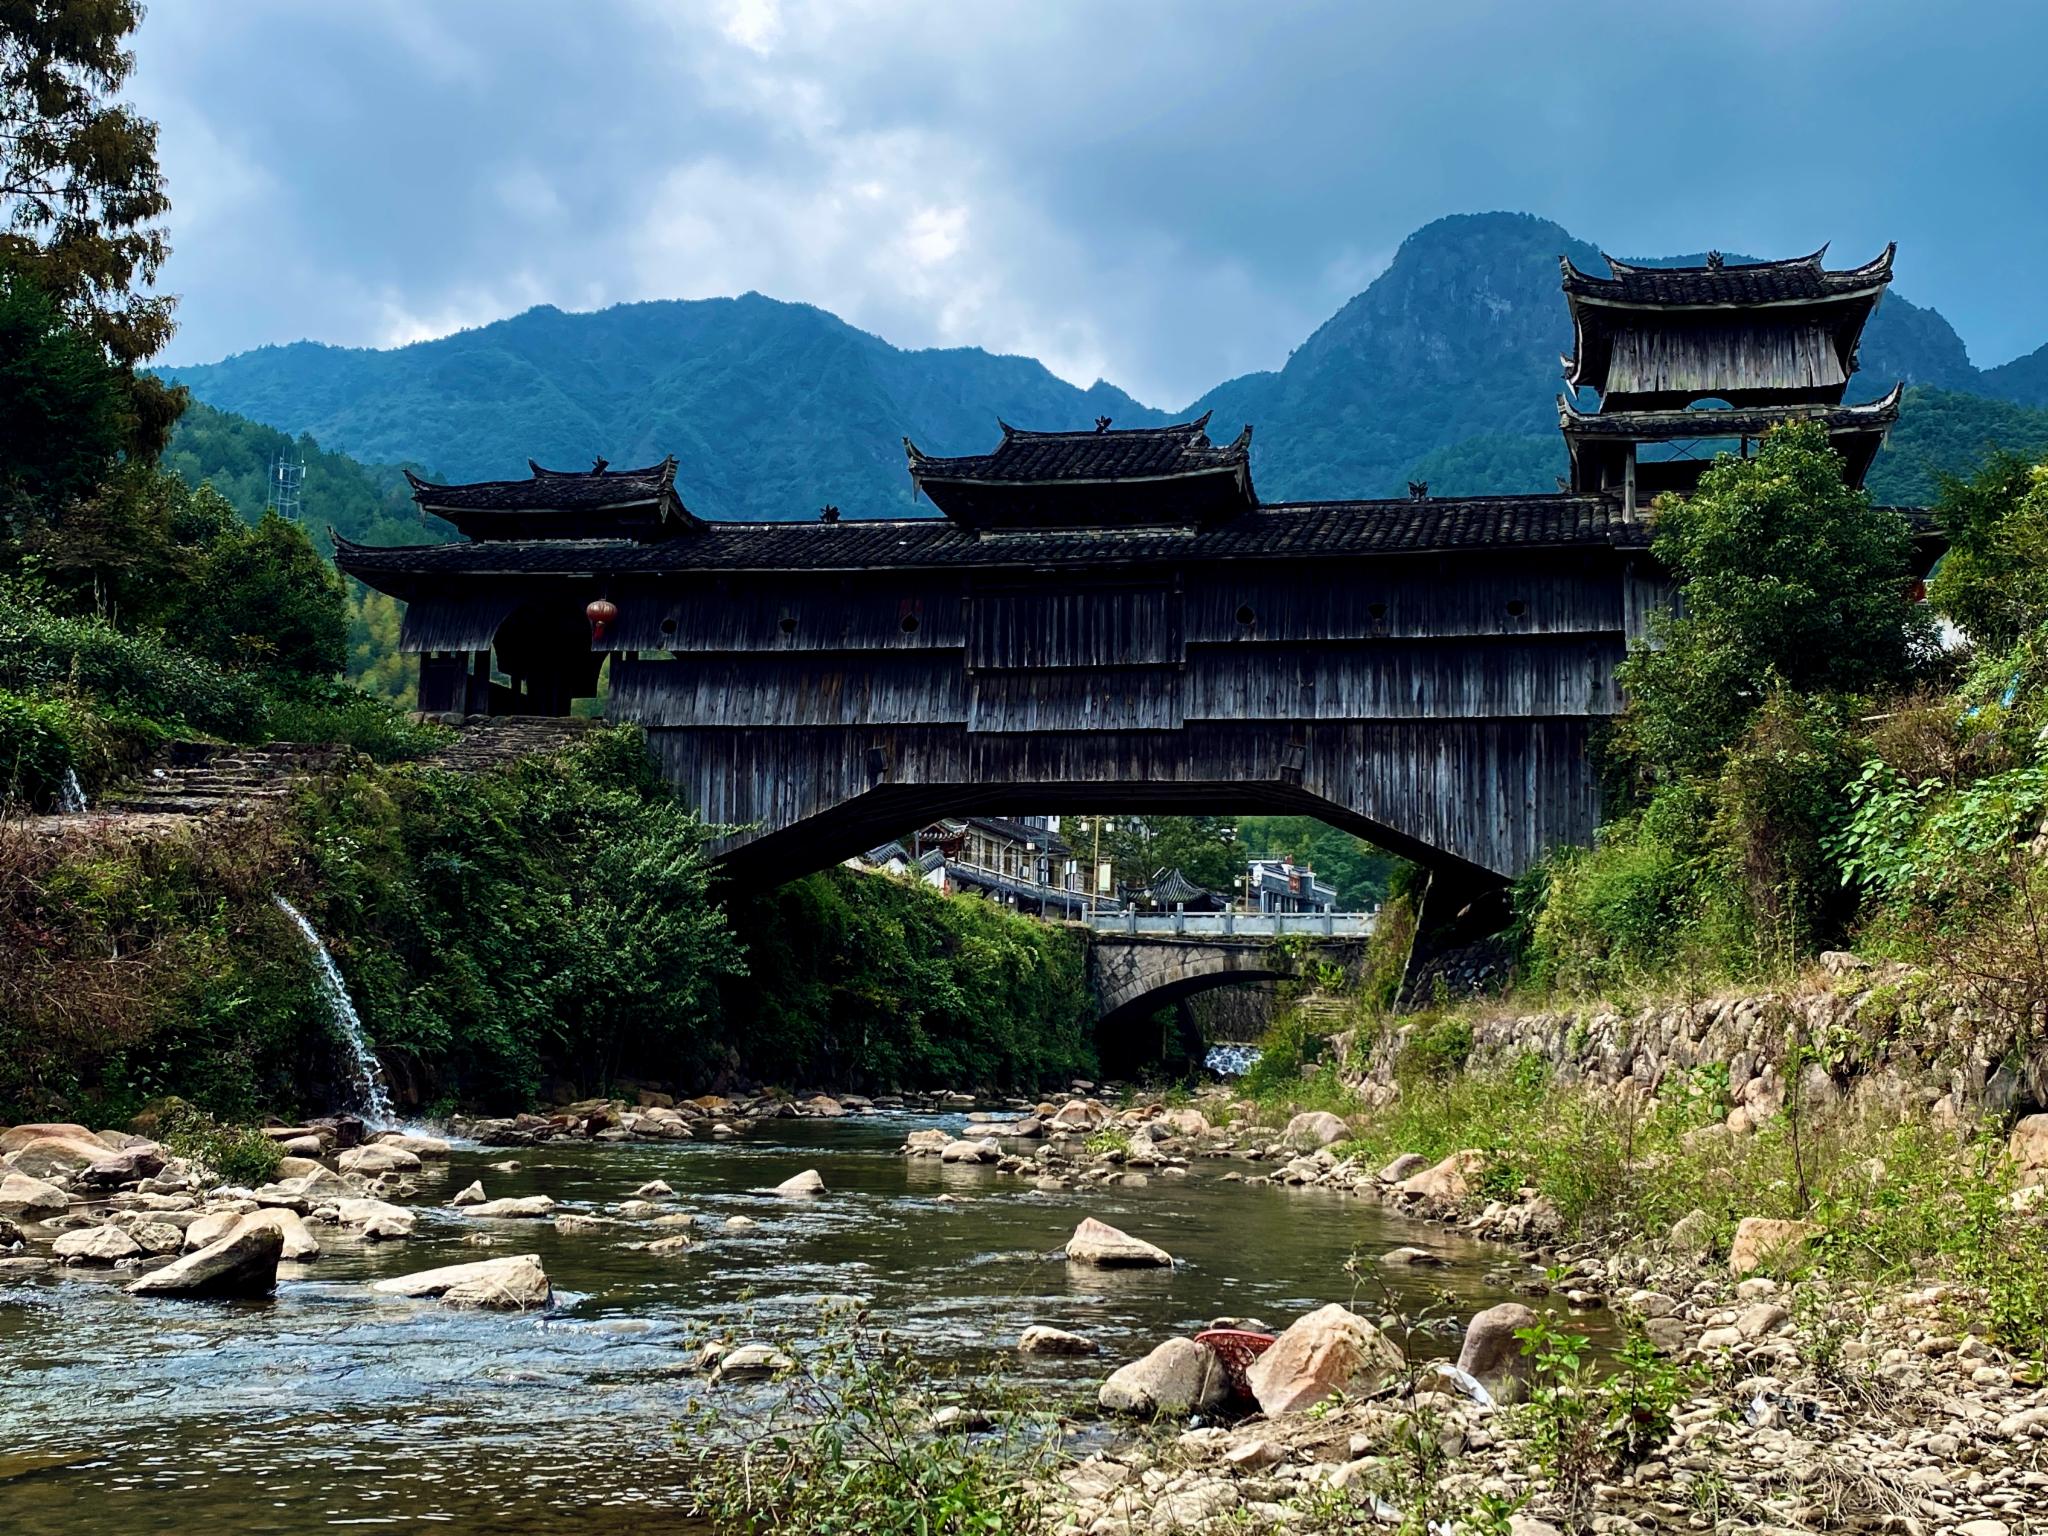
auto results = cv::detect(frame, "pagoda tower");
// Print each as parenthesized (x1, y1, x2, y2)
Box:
(1557, 244, 1903, 513)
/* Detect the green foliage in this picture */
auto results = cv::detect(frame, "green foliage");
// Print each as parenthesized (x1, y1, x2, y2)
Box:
(263, 686, 448, 762)
(0, 267, 132, 519)
(682, 1312, 1055, 1536)
(1237, 1007, 1335, 1100)
(1512, 1317, 1692, 1523)
(1871, 389, 2048, 509)
(171, 508, 349, 684)
(725, 869, 1094, 1092)
(1392, 1013, 1472, 1084)
(0, 688, 79, 808)
(1927, 453, 2048, 651)
(164, 399, 434, 549)
(1614, 422, 1928, 787)
(0, 0, 181, 454)
(149, 1098, 283, 1187)
(0, 583, 267, 738)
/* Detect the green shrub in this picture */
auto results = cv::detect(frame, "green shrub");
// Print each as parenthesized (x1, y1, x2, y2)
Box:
(0, 688, 78, 808)
(149, 1097, 284, 1187)
(265, 686, 449, 761)
(0, 590, 266, 738)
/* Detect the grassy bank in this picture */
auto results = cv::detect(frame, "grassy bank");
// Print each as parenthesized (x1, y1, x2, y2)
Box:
(1238, 998, 2048, 1358)
(1, 726, 1099, 1125)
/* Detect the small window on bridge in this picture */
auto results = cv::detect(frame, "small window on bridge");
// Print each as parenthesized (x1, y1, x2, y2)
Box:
(1506, 600, 1528, 619)
(779, 615, 798, 636)
(900, 613, 921, 634)
(1234, 604, 1256, 627)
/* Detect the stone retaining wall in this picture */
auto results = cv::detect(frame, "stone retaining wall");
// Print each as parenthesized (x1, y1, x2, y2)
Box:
(1366, 955, 2046, 1127)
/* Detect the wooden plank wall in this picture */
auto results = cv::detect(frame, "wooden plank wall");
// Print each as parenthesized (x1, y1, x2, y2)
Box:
(614, 547, 1646, 880)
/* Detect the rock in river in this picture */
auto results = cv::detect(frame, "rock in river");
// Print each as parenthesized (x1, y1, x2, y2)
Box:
(450, 1181, 487, 1207)
(1099, 1337, 1229, 1416)
(127, 1216, 284, 1298)
(239, 1207, 322, 1262)
(54, 1224, 143, 1265)
(465, 1196, 556, 1219)
(1019, 1325, 1097, 1356)
(771, 1169, 825, 1197)
(0, 1173, 69, 1218)
(338, 1144, 422, 1176)
(372, 1254, 552, 1310)
(1248, 1303, 1403, 1416)
(1065, 1217, 1173, 1268)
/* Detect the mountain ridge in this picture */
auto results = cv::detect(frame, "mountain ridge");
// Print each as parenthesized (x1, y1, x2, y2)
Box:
(164, 212, 2048, 519)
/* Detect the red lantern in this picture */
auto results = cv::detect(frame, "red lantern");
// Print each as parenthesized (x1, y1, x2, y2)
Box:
(586, 598, 619, 643)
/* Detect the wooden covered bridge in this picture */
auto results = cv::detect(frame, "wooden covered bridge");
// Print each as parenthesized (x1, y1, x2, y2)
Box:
(337, 243, 1908, 953)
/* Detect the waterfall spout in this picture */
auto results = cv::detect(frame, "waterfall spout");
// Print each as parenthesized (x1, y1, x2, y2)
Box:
(271, 895, 394, 1126)
(57, 767, 87, 815)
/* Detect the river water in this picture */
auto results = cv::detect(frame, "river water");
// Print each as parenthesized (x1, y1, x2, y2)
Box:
(0, 1113, 1570, 1534)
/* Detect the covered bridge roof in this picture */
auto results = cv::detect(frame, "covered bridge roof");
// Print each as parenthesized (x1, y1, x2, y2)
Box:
(905, 414, 1254, 530)
(335, 492, 1650, 594)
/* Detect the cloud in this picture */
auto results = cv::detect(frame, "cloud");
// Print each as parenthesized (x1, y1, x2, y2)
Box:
(130, 1, 2048, 400)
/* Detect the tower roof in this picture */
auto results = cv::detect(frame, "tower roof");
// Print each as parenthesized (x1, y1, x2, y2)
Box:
(1561, 245, 1895, 408)
(904, 413, 1255, 530)
(405, 457, 700, 542)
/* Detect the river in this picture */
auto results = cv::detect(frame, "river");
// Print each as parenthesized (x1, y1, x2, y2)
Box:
(0, 1112, 1573, 1533)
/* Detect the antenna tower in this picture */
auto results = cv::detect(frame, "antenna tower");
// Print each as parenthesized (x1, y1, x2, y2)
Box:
(267, 449, 306, 521)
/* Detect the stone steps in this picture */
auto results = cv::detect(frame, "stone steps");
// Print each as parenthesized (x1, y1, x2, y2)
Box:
(104, 741, 353, 819)
(424, 716, 601, 772)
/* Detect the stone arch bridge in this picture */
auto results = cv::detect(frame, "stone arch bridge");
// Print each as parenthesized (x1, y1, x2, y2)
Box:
(1087, 918, 1372, 1028)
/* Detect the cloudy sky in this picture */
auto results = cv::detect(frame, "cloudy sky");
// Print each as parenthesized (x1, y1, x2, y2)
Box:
(134, 0, 2048, 406)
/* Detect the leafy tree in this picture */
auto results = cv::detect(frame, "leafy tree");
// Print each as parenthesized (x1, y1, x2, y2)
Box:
(1613, 422, 1930, 787)
(174, 508, 349, 684)
(0, 267, 128, 520)
(1234, 814, 1397, 909)
(1925, 452, 2048, 652)
(0, 0, 181, 453)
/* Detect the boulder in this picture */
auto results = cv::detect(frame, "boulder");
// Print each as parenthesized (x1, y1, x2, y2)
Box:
(330, 1198, 417, 1239)
(0, 1173, 69, 1217)
(1456, 1302, 1537, 1404)
(804, 1096, 845, 1117)
(904, 1128, 951, 1156)
(1728, 1217, 1817, 1278)
(450, 1181, 487, 1207)
(54, 1224, 144, 1265)
(1158, 1108, 1211, 1138)
(771, 1169, 825, 1197)
(372, 1254, 551, 1310)
(1668, 1208, 1715, 1261)
(940, 1139, 1000, 1164)
(6, 1134, 116, 1180)
(371, 1133, 449, 1160)
(1049, 1099, 1109, 1131)
(634, 1179, 675, 1198)
(465, 1196, 556, 1219)
(127, 1218, 284, 1298)
(127, 1220, 184, 1256)
(77, 1144, 166, 1188)
(1283, 1111, 1349, 1148)
(238, 1207, 322, 1262)
(274, 1156, 326, 1180)
(1247, 1304, 1403, 1415)
(337, 1144, 421, 1176)
(183, 1210, 241, 1250)
(1098, 1337, 1230, 1416)
(2009, 1113, 2048, 1183)
(275, 1167, 359, 1200)
(1019, 1324, 1098, 1356)
(0, 1216, 20, 1247)
(1065, 1217, 1173, 1268)
(644, 1234, 693, 1255)
(714, 1343, 794, 1380)
(1376, 1153, 1428, 1183)
(0, 1123, 103, 1155)
(1380, 1246, 1446, 1267)
(1395, 1149, 1485, 1204)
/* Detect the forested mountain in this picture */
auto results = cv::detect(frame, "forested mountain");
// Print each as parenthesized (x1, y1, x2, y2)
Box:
(164, 212, 2048, 518)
